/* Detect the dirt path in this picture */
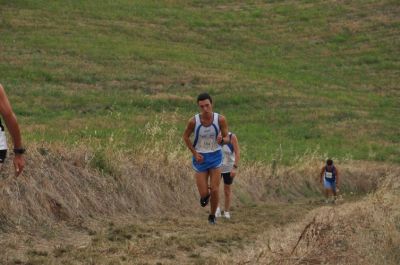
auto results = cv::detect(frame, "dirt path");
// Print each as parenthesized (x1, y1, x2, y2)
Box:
(2, 201, 322, 265)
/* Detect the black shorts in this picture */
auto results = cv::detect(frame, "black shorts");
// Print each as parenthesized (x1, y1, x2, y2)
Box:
(221, 172, 234, 185)
(0, 149, 7, 163)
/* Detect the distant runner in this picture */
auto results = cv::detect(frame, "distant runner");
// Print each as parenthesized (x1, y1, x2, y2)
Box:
(320, 159, 339, 203)
(183, 93, 229, 224)
(215, 131, 240, 219)
(0, 84, 25, 175)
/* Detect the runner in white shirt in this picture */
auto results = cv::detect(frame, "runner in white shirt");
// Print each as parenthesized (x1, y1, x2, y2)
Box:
(183, 93, 229, 224)
(216, 132, 240, 219)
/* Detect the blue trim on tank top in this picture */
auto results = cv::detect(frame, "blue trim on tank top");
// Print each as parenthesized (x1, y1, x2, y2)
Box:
(193, 124, 202, 147)
(211, 123, 218, 140)
(227, 143, 234, 153)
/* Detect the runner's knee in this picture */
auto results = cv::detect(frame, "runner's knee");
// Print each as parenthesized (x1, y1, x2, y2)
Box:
(210, 187, 219, 196)
(224, 186, 231, 195)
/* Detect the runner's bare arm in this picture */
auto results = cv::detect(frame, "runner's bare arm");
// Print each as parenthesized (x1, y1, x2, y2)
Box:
(0, 85, 23, 149)
(231, 134, 240, 167)
(218, 115, 228, 138)
(182, 117, 196, 155)
(0, 84, 25, 176)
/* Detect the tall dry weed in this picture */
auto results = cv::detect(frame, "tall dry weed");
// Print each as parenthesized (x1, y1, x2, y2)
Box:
(222, 166, 400, 265)
(0, 115, 196, 233)
(0, 116, 393, 242)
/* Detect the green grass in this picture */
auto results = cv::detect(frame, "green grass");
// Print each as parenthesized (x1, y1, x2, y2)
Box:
(0, 0, 399, 164)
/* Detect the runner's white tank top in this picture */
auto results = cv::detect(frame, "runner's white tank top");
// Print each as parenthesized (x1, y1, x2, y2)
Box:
(193, 113, 221, 153)
(0, 120, 7, 150)
(221, 132, 235, 173)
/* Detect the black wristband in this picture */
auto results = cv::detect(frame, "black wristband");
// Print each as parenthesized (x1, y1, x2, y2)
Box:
(13, 148, 26, 154)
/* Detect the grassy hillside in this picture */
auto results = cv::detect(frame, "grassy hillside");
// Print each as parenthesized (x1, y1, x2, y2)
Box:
(1, 2, 399, 264)
(0, 0, 399, 163)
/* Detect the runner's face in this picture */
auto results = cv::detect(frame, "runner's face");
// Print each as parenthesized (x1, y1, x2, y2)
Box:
(198, 99, 212, 115)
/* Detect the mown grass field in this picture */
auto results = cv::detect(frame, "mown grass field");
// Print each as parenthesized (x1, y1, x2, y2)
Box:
(0, 0, 399, 164)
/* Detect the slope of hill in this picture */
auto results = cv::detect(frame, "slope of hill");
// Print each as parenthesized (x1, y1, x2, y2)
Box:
(0, 0, 399, 163)
(0, 1, 399, 264)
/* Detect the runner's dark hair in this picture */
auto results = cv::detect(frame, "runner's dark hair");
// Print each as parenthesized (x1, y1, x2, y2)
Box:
(197, 93, 212, 103)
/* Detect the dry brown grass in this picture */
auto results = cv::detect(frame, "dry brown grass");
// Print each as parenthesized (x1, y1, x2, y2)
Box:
(233, 153, 385, 205)
(0, 118, 188, 235)
(0, 142, 197, 235)
(221, 165, 400, 265)
(0, 120, 396, 264)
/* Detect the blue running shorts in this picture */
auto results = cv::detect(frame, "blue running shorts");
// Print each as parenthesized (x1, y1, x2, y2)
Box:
(192, 150, 223, 172)
(324, 178, 336, 191)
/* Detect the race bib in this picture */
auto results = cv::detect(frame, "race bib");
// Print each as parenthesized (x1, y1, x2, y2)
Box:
(325, 172, 333, 179)
(197, 127, 217, 151)
(198, 135, 216, 150)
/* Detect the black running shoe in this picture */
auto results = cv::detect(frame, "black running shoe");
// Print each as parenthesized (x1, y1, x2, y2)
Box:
(208, 214, 216, 225)
(200, 194, 210, 207)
